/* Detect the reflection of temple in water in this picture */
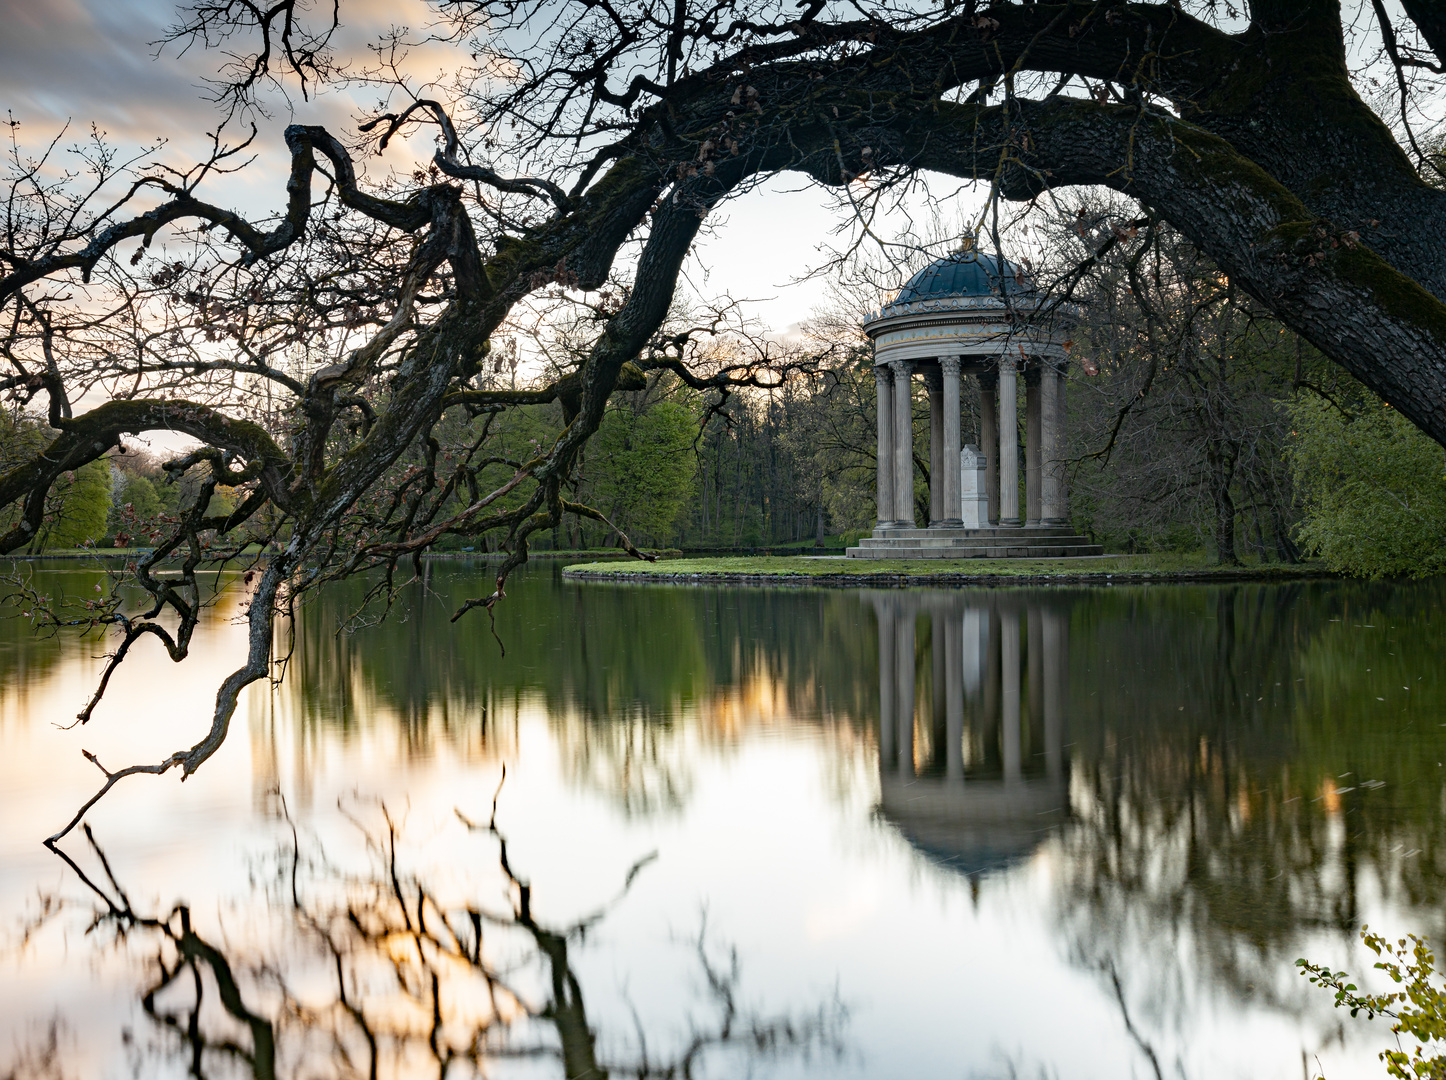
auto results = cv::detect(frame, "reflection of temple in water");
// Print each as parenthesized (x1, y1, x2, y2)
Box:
(872, 592, 1070, 875)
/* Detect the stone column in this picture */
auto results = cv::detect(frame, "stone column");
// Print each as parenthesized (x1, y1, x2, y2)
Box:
(997, 356, 1020, 526)
(1041, 360, 1068, 526)
(979, 370, 999, 525)
(926, 366, 944, 525)
(944, 608, 964, 781)
(891, 362, 915, 527)
(875, 366, 895, 528)
(1025, 366, 1042, 527)
(895, 602, 915, 777)
(939, 357, 963, 526)
(1000, 605, 1021, 782)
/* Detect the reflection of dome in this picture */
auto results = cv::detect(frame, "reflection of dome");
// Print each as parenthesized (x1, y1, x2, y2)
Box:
(892, 250, 1033, 305)
(879, 775, 1068, 876)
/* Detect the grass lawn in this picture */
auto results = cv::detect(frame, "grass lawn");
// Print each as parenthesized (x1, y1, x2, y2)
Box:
(5, 545, 683, 563)
(4, 546, 176, 559)
(424, 547, 684, 559)
(562, 551, 1331, 582)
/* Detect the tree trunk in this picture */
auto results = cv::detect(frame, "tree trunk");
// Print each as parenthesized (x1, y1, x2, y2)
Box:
(1208, 442, 1240, 566)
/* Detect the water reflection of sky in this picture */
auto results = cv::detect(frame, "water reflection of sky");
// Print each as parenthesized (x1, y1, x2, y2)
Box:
(3, 563, 1444, 1078)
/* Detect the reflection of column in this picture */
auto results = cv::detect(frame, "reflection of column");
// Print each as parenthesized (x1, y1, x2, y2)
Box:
(1041, 360, 1068, 526)
(1000, 606, 1021, 782)
(979, 371, 999, 526)
(896, 605, 916, 777)
(961, 607, 986, 697)
(940, 357, 963, 526)
(1028, 603, 1043, 763)
(998, 356, 1020, 526)
(944, 609, 964, 780)
(931, 605, 947, 757)
(877, 598, 895, 770)
(1043, 604, 1067, 781)
(891, 362, 915, 526)
(984, 607, 1001, 769)
(875, 367, 895, 528)
(1025, 366, 1042, 527)
(927, 366, 943, 525)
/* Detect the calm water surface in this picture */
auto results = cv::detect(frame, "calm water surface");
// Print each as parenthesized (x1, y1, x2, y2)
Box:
(2, 563, 1445, 1079)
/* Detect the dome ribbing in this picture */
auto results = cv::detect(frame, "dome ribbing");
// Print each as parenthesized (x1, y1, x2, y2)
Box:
(892, 251, 1033, 304)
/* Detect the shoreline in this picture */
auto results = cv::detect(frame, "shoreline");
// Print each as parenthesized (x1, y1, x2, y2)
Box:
(0, 548, 676, 563)
(4, 551, 1345, 588)
(560, 556, 1338, 589)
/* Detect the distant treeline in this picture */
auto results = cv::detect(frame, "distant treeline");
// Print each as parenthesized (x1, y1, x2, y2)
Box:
(5, 213, 1444, 575)
(0, 413, 238, 551)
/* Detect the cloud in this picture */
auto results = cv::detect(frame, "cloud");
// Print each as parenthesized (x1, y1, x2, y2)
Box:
(1, 0, 202, 138)
(0, 0, 442, 217)
(0, 0, 887, 334)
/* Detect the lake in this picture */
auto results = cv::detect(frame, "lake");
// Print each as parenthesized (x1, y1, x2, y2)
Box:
(1, 561, 1443, 1079)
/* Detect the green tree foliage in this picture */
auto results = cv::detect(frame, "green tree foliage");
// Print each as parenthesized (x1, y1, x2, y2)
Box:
(3, 413, 114, 548)
(106, 452, 190, 545)
(107, 474, 164, 541)
(586, 399, 698, 544)
(118, 475, 163, 519)
(1287, 397, 1446, 578)
(1299, 928, 1446, 1080)
(44, 459, 113, 550)
(0, 412, 45, 473)
(206, 485, 237, 521)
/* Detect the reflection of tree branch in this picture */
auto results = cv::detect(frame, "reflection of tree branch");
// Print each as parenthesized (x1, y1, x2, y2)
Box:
(0, 1020, 72, 1080)
(22, 788, 841, 1079)
(45, 825, 280, 1080)
(1104, 961, 1164, 1080)
(457, 767, 655, 1079)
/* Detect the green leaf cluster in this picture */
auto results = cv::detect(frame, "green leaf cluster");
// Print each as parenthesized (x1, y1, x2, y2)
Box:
(1299, 928, 1446, 1079)
(1286, 397, 1446, 578)
(44, 458, 112, 549)
(118, 475, 164, 518)
(586, 400, 698, 544)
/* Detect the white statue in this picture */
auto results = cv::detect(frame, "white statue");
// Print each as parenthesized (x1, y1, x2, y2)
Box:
(960, 445, 989, 528)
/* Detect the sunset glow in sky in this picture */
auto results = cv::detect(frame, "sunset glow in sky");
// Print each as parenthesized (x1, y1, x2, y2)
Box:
(0, 0, 987, 344)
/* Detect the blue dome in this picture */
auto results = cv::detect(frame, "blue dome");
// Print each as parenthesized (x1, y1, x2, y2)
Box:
(893, 251, 1032, 303)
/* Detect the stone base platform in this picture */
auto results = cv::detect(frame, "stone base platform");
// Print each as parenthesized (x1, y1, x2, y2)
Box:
(846, 525, 1103, 560)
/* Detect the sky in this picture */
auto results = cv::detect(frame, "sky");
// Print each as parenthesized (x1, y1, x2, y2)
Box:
(1, 0, 1436, 346)
(0, 0, 986, 345)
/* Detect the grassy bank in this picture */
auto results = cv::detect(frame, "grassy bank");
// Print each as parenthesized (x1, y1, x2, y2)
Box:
(422, 548, 683, 560)
(3, 547, 189, 560)
(3, 546, 682, 563)
(562, 551, 1335, 587)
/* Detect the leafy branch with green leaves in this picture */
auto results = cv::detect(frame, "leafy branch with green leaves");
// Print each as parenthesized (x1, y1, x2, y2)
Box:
(1298, 927, 1446, 1079)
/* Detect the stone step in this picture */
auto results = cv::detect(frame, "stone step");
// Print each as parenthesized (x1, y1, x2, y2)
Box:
(872, 526, 1083, 539)
(856, 536, 1099, 550)
(845, 544, 1105, 559)
(856, 534, 1093, 543)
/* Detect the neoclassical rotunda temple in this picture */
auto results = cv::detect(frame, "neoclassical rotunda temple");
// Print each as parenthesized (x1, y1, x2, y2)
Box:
(846, 248, 1102, 558)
